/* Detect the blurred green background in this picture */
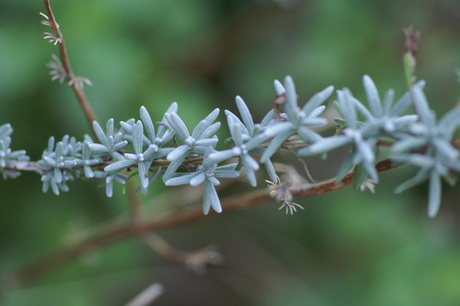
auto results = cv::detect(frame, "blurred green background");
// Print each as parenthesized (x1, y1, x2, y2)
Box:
(1, 0, 460, 305)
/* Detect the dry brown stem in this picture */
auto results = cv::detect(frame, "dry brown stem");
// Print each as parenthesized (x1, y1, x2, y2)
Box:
(43, 0, 99, 134)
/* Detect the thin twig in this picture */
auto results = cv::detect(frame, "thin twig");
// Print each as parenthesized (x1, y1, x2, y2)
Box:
(2, 159, 396, 291)
(42, 0, 99, 135)
(143, 233, 223, 274)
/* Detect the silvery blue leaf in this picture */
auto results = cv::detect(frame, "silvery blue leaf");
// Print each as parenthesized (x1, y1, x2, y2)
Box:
(43, 156, 56, 166)
(363, 161, 378, 182)
(297, 127, 323, 143)
(113, 174, 128, 184)
(349, 95, 373, 122)
(263, 122, 293, 138)
(438, 106, 460, 138)
(298, 136, 350, 156)
(120, 121, 134, 134)
(124, 152, 137, 160)
(214, 165, 240, 178)
(243, 154, 259, 171)
(390, 80, 425, 116)
(260, 109, 276, 128)
(235, 96, 254, 133)
(55, 142, 63, 159)
(382, 89, 395, 115)
(337, 91, 357, 128)
(228, 116, 242, 146)
(105, 176, 113, 197)
(8, 150, 28, 160)
(133, 121, 144, 154)
(138, 162, 149, 189)
(264, 159, 277, 182)
(106, 119, 114, 138)
(163, 153, 188, 181)
(391, 115, 418, 128)
(391, 137, 427, 153)
(283, 76, 298, 121)
(405, 154, 435, 168)
(274, 79, 285, 95)
(83, 141, 91, 159)
(432, 138, 459, 160)
(156, 147, 174, 157)
(167, 145, 190, 161)
(260, 129, 294, 163)
(107, 135, 114, 149)
(111, 151, 125, 161)
(84, 166, 94, 178)
(112, 140, 129, 152)
(165, 172, 197, 186)
(192, 108, 220, 139)
(189, 172, 206, 186)
(140, 106, 156, 142)
(302, 85, 334, 115)
(143, 144, 159, 157)
(243, 164, 257, 187)
(54, 168, 62, 183)
(156, 102, 178, 139)
(306, 105, 326, 120)
(363, 75, 383, 117)
(408, 123, 429, 135)
(205, 180, 222, 214)
(300, 117, 327, 127)
(200, 122, 221, 139)
(195, 138, 218, 148)
(104, 159, 136, 172)
(51, 180, 60, 195)
(47, 136, 55, 153)
(427, 171, 441, 218)
(203, 197, 211, 215)
(207, 176, 220, 186)
(165, 113, 190, 141)
(412, 84, 434, 126)
(355, 139, 375, 164)
(246, 132, 271, 150)
(208, 149, 236, 163)
(0, 123, 12, 139)
(93, 121, 107, 146)
(224, 110, 247, 131)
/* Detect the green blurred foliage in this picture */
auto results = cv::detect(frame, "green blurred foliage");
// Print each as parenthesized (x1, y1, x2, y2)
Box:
(1, 0, 460, 305)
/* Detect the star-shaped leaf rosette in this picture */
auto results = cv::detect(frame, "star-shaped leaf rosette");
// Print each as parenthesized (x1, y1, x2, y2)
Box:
(207, 95, 278, 187)
(390, 83, 460, 218)
(260, 76, 334, 163)
(162, 108, 221, 181)
(165, 147, 239, 215)
(298, 75, 418, 187)
(103, 104, 177, 193)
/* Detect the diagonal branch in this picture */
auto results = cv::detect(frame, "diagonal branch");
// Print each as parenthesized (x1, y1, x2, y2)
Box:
(2, 159, 396, 291)
(42, 0, 99, 135)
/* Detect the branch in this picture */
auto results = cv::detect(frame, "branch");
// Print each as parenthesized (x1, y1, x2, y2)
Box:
(42, 0, 99, 135)
(2, 159, 396, 291)
(143, 233, 223, 274)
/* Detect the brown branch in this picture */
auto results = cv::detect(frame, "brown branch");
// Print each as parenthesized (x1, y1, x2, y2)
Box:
(143, 233, 223, 274)
(43, 0, 99, 135)
(2, 159, 397, 291)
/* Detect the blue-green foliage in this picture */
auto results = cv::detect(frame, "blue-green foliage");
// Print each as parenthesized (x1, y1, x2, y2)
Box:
(1, 76, 460, 217)
(0, 123, 29, 179)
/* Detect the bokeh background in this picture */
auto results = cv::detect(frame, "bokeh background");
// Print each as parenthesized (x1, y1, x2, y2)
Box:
(1, 0, 460, 305)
